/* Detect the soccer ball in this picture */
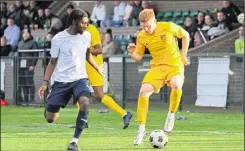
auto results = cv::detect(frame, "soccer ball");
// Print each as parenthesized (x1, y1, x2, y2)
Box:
(237, 13, 244, 25)
(149, 130, 168, 149)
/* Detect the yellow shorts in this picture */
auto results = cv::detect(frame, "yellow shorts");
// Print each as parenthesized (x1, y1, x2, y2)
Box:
(86, 54, 104, 86)
(142, 65, 184, 93)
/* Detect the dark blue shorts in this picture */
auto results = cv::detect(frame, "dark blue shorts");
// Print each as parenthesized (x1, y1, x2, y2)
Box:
(47, 78, 91, 108)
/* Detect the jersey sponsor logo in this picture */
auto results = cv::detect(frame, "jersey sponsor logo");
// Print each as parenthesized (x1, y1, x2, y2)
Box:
(160, 35, 166, 42)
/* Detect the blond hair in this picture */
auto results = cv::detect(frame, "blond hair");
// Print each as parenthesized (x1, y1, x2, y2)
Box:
(139, 9, 155, 22)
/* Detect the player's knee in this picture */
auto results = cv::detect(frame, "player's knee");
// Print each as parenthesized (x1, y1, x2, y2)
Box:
(170, 76, 184, 90)
(46, 117, 54, 123)
(78, 97, 90, 111)
(95, 92, 104, 100)
(139, 84, 154, 97)
(44, 110, 59, 123)
(95, 94, 104, 102)
(93, 87, 104, 99)
(171, 84, 182, 90)
(171, 81, 183, 90)
(44, 109, 53, 123)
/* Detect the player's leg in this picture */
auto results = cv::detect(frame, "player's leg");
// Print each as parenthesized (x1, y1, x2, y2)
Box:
(76, 102, 80, 112)
(75, 97, 88, 129)
(134, 67, 164, 145)
(44, 81, 73, 123)
(92, 85, 133, 129)
(133, 83, 154, 145)
(164, 75, 184, 134)
(68, 79, 91, 151)
(76, 86, 132, 129)
(85, 58, 133, 129)
(68, 95, 90, 151)
(93, 85, 126, 117)
(44, 105, 60, 123)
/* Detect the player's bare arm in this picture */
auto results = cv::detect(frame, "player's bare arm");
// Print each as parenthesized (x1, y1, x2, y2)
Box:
(127, 43, 144, 62)
(90, 44, 102, 55)
(86, 48, 104, 76)
(38, 58, 57, 99)
(180, 30, 190, 66)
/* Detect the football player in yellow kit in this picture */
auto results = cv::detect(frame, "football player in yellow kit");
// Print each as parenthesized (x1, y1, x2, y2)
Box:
(77, 13, 133, 129)
(127, 9, 190, 145)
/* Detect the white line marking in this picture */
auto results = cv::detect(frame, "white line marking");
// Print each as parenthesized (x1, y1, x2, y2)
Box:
(1, 123, 243, 136)
(90, 125, 243, 135)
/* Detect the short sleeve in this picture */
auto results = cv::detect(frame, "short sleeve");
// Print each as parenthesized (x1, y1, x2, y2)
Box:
(85, 32, 91, 49)
(87, 34, 91, 49)
(170, 22, 186, 38)
(90, 26, 101, 47)
(136, 35, 145, 55)
(50, 38, 60, 58)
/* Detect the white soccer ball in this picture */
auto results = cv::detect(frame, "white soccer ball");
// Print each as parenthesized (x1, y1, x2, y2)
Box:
(237, 13, 244, 25)
(149, 130, 168, 149)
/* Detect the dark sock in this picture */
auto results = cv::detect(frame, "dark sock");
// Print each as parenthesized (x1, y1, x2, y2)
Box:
(73, 110, 89, 139)
(44, 108, 47, 118)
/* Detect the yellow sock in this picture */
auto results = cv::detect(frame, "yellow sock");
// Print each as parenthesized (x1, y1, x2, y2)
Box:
(102, 95, 127, 117)
(77, 102, 80, 111)
(169, 89, 182, 113)
(137, 96, 149, 125)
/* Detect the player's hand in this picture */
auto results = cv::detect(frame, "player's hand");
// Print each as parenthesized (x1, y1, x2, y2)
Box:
(38, 82, 48, 99)
(127, 43, 136, 53)
(181, 55, 189, 66)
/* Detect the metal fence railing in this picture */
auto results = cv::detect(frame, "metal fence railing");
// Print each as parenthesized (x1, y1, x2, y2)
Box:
(14, 49, 50, 106)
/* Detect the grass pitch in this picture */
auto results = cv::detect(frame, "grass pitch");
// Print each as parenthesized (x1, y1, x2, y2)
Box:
(1, 105, 244, 151)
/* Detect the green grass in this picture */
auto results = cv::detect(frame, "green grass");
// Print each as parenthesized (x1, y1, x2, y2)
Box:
(1, 105, 244, 151)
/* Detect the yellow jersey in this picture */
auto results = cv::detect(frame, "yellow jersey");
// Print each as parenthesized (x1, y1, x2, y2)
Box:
(85, 24, 103, 64)
(85, 24, 104, 86)
(86, 24, 102, 49)
(136, 22, 185, 67)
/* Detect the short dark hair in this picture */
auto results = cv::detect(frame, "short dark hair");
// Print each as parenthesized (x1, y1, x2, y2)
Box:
(84, 10, 93, 24)
(84, 10, 90, 18)
(216, 10, 224, 14)
(185, 16, 193, 20)
(106, 28, 112, 34)
(45, 7, 52, 11)
(23, 28, 31, 34)
(47, 31, 54, 35)
(106, 28, 113, 39)
(205, 14, 214, 21)
(1, 2, 7, 6)
(67, 9, 87, 26)
(67, 4, 74, 10)
(7, 17, 15, 21)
